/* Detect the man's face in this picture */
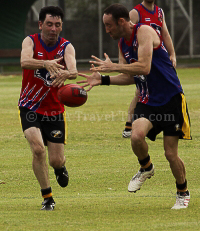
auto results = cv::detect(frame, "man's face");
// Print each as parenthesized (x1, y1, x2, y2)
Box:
(39, 14, 62, 45)
(103, 14, 123, 40)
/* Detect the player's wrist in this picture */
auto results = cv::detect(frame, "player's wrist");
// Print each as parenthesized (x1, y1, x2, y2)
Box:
(101, 75, 110, 85)
(43, 60, 46, 68)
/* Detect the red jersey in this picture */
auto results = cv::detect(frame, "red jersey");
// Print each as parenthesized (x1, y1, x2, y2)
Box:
(134, 4, 163, 37)
(18, 33, 70, 116)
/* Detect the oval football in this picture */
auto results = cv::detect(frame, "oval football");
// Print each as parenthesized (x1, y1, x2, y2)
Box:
(57, 84, 87, 107)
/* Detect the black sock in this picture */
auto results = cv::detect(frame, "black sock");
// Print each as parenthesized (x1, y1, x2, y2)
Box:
(138, 155, 150, 166)
(41, 187, 53, 201)
(176, 180, 189, 195)
(124, 122, 132, 131)
(138, 155, 153, 172)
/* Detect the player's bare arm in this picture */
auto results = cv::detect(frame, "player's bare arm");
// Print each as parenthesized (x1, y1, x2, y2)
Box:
(51, 43, 78, 88)
(161, 10, 176, 68)
(21, 36, 65, 75)
(118, 46, 128, 65)
(129, 9, 139, 24)
(90, 26, 159, 76)
(64, 43, 78, 79)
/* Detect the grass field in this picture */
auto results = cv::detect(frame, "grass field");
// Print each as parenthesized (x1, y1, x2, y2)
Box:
(0, 68, 200, 231)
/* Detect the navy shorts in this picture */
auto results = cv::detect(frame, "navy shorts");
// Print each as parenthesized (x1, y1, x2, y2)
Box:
(19, 106, 65, 145)
(133, 93, 192, 141)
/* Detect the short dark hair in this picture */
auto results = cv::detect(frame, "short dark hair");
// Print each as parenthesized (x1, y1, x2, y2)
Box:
(39, 6, 64, 22)
(104, 4, 130, 24)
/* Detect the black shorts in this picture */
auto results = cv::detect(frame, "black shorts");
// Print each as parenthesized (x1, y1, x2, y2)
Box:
(19, 106, 66, 145)
(133, 93, 192, 141)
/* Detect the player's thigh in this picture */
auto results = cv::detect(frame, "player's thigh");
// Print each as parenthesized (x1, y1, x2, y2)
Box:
(24, 127, 45, 154)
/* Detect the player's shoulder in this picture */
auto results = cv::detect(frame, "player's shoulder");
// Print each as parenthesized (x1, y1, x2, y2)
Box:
(136, 24, 156, 36)
(22, 35, 35, 45)
(28, 33, 39, 41)
(129, 8, 139, 24)
(59, 37, 71, 46)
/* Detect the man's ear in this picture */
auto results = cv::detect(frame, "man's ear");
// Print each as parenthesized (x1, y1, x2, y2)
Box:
(118, 18, 126, 25)
(38, 21, 43, 30)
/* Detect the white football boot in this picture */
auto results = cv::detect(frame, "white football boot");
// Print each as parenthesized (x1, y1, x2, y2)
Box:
(128, 165, 154, 192)
(122, 130, 132, 138)
(171, 191, 190, 209)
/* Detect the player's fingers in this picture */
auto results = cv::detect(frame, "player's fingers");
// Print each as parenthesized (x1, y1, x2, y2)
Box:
(51, 81, 57, 87)
(51, 78, 59, 86)
(89, 60, 101, 66)
(53, 79, 63, 87)
(78, 73, 88, 78)
(86, 86, 93, 92)
(50, 72, 55, 78)
(91, 55, 102, 62)
(58, 82, 64, 88)
(55, 56, 63, 62)
(76, 80, 87, 84)
(52, 71, 61, 78)
(90, 66, 100, 71)
(56, 64, 65, 69)
(90, 64, 98, 72)
(104, 53, 109, 59)
(82, 83, 90, 88)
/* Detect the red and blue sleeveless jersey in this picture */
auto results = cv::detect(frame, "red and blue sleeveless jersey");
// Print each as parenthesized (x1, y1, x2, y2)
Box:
(134, 4, 163, 37)
(18, 33, 70, 115)
(119, 24, 183, 106)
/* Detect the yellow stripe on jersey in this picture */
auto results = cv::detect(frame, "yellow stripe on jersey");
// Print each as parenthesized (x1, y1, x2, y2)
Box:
(181, 93, 192, 140)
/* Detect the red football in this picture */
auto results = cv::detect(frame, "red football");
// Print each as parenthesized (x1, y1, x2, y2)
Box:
(57, 84, 87, 107)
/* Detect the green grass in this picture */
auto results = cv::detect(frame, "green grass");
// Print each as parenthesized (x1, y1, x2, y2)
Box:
(0, 68, 200, 231)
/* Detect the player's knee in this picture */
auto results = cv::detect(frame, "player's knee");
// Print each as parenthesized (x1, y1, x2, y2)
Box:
(131, 130, 145, 147)
(164, 151, 177, 162)
(49, 155, 65, 169)
(32, 143, 45, 159)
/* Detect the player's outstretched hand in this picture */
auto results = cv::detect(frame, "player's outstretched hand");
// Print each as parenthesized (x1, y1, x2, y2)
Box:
(51, 69, 78, 88)
(77, 65, 101, 91)
(51, 69, 70, 88)
(45, 57, 65, 78)
(89, 53, 116, 72)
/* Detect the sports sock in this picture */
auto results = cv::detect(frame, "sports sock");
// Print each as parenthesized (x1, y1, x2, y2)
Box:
(176, 180, 189, 195)
(124, 122, 132, 131)
(41, 187, 53, 201)
(139, 155, 152, 171)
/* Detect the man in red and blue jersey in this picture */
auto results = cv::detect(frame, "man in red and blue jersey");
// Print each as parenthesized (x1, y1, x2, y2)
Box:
(19, 6, 77, 210)
(123, 0, 177, 138)
(78, 3, 191, 209)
